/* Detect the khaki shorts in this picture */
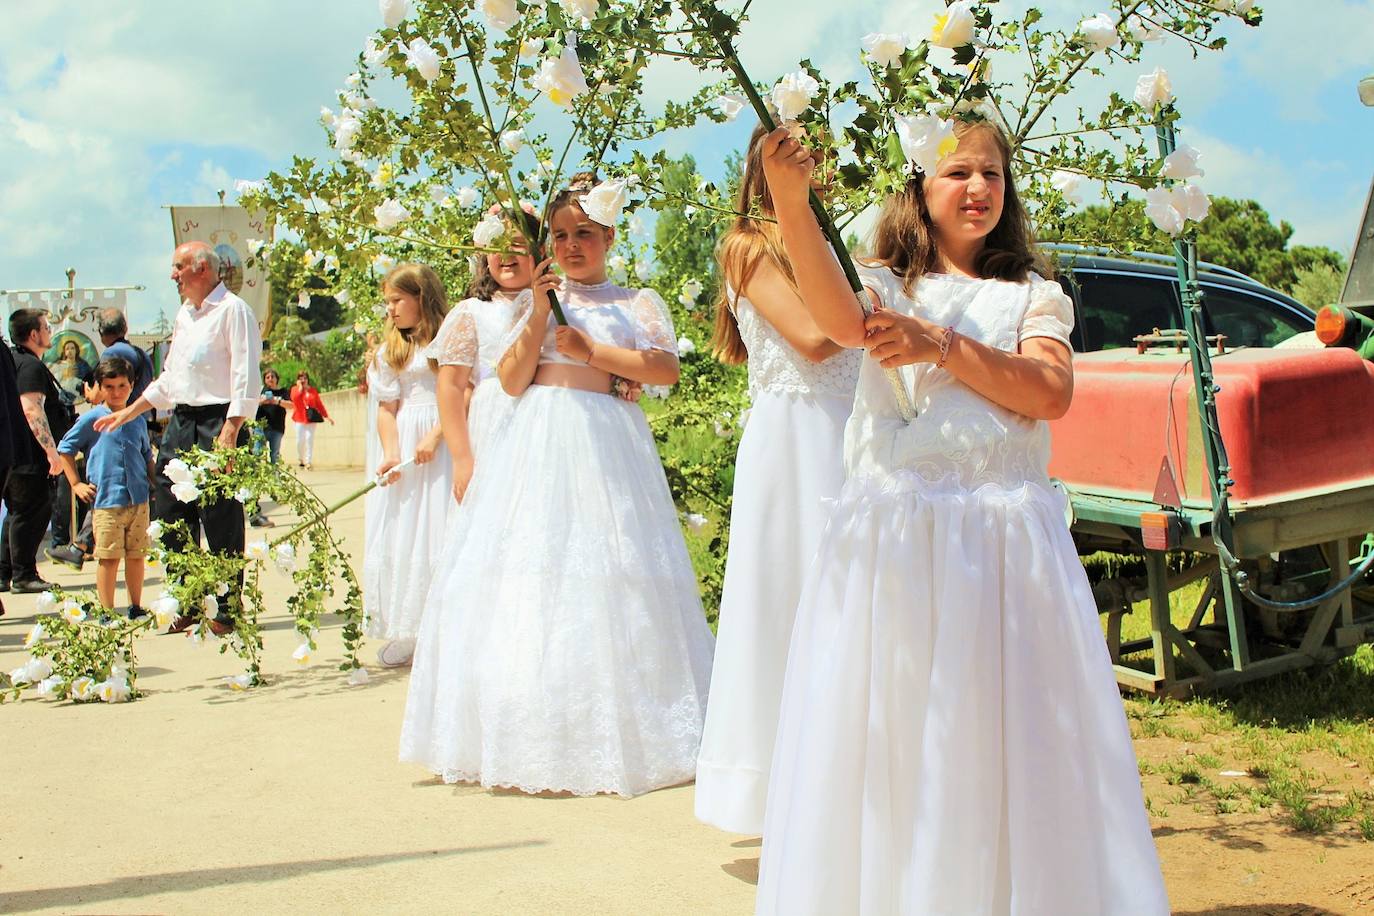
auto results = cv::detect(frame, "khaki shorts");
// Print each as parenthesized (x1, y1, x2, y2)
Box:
(93, 503, 152, 560)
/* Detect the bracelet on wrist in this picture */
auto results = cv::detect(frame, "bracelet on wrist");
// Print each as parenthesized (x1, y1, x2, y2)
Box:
(935, 325, 956, 369)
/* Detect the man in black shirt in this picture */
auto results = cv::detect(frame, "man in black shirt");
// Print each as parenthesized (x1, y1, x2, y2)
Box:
(0, 342, 32, 614)
(1, 309, 72, 593)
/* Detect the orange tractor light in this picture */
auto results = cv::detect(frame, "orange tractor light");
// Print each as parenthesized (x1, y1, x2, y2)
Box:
(1315, 305, 1349, 345)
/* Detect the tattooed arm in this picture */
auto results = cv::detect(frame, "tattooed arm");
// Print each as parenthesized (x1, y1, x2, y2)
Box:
(20, 391, 61, 475)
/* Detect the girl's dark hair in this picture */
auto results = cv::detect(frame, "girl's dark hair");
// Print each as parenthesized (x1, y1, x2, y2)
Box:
(466, 207, 542, 300)
(870, 120, 1050, 294)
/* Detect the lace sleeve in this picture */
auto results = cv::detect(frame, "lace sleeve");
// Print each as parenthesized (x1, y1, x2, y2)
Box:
(1019, 277, 1075, 350)
(367, 354, 402, 403)
(497, 289, 538, 362)
(425, 306, 479, 367)
(630, 288, 677, 353)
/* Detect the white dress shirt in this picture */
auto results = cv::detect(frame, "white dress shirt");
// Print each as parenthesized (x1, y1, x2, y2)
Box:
(143, 283, 262, 418)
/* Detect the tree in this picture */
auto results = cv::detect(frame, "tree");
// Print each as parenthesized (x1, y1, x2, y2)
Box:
(1043, 197, 1346, 293)
(654, 154, 721, 293)
(1290, 263, 1345, 312)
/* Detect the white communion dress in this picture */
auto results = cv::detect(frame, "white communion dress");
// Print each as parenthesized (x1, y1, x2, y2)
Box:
(425, 293, 521, 461)
(399, 278, 716, 797)
(694, 290, 860, 835)
(755, 268, 1169, 915)
(362, 348, 453, 641)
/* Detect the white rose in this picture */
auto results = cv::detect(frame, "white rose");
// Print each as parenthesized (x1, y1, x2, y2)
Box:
(25, 623, 45, 648)
(36, 675, 63, 698)
(580, 179, 630, 228)
(98, 677, 131, 703)
(292, 642, 313, 665)
(225, 673, 253, 691)
(500, 129, 525, 153)
(677, 336, 696, 355)
(682, 278, 703, 300)
(1171, 183, 1210, 222)
(170, 481, 201, 504)
(428, 184, 450, 205)
(373, 253, 397, 273)
(319, 106, 337, 128)
(274, 543, 298, 574)
(374, 198, 411, 230)
(1079, 13, 1120, 52)
(685, 512, 708, 534)
(345, 72, 362, 89)
(895, 111, 958, 175)
(1133, 67, 1173, 110)
(1160, 144, 1203, 179)
(558, 0, 598, 24)
(520, 38, 544, 58)
(336, 289, 351, 305)
(930, 2, 975, 49)
(404, 38, 442, 83)
(532, 44, 590, 109)
(8, 663, 33, 686)
(152, 595, 180, 628)
(1144, 187, 1185, 236)
(1126, 15, 1164, 41)
(627, 213, 647, 238)
(71, 676, 96, 701)
(455, 187, 481, 208)
(35, 591, 59, 614)
(201, 595, 219, 619)
(60, 600, 87, 625)
(247, 238, 267, 258)
(246, 540, 269, 561)
(164, 458, 195, 485)
(861, 32, 912, 68)
(482, 0, 518, 30)
(1050, 169, 1085, 205)
(714, 93, 747, 121)
(334, 110, 362, 152)
(634, 260, 653, 281)
(770, 70, 820, 122)
(348, 667, 371, 686)
(297, 290, 311, 311)
(379, 0, 409, 28)
(364, 36, 389, 68)
(472, 213, 507, 248)
(608, 254, 628, 272)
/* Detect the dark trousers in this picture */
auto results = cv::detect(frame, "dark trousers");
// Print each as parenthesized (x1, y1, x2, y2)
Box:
(50, 466, 91, 548)
(0, 470, 55, 583)
(154, 404, 248, 620)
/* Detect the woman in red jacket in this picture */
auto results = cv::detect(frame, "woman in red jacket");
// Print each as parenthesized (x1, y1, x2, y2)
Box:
(289, 370, 333, 470)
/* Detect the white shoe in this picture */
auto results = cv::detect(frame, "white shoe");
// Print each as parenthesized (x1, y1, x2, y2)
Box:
(377, 639, 415, 668)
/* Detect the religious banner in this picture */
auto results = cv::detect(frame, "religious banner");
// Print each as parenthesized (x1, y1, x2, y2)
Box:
(169, 205, 273, 329)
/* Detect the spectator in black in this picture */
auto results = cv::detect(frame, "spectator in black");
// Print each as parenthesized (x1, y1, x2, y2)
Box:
(0, 342, 32, 615)
(0, 309, 72, 593)
(249, 367, 289, 527)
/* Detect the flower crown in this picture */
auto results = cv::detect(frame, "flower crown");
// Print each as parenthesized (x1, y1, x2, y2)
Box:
(567, 176, 597, 194)
(486, 200, 539, 217)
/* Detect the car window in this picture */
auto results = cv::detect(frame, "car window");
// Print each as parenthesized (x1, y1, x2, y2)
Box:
(1200, 285, 1311, 348)
(1069, 271, 1183, 352)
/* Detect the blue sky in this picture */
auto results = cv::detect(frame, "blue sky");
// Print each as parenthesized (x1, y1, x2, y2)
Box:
(3, 1, 1372, 331)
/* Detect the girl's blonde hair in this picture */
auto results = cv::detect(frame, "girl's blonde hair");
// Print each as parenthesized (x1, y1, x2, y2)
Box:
(870, 119, 1049, 294)
(380, 262, 448, 372)
(711, 123, 798, 366)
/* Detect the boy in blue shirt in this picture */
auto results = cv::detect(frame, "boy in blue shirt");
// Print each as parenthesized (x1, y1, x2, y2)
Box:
(57, 357, 155, 619)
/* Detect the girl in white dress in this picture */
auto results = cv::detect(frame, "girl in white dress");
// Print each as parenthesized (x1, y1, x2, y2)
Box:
(426, 208, 539, 501)
(364, 263, 452, 668)
(399, 176, 716, 797)
(754, 124, 1168, 914)
(695, 125, 860, 835)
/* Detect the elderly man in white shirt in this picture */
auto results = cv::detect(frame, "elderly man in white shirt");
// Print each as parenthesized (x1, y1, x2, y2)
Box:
(97, 240, 261, 636)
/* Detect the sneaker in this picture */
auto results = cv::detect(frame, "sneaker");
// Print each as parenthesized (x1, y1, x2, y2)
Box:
(46, 544, 86, 570)
(249, 513, 275, 528)
(127, 604, 149, 620)
(11, 578, 54, 594)
(376, 639, 416, 668)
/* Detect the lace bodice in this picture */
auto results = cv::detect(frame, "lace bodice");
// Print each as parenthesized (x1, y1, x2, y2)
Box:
(368, 347, 438, 409)
(847, 267, 1074, 492)
(729, 289, 860, 399)
(425, 295, 522, 384)
(503, 279, 677, 367)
